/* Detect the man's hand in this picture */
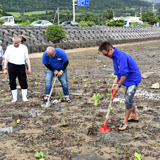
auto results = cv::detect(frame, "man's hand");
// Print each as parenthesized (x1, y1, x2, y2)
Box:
(112, 83, 117, 90)
(113, 85, 120, 92)
(54, 70, 58, 76)
(57, 71, 63, 77)
(4, 69, 8, 75)
(28, 69, 31, 75)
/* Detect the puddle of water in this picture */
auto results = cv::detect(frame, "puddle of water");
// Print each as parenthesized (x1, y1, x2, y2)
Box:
(29, 109, 44, 117)
(135, 90, 160, 101)
(0, 126, 20, 133)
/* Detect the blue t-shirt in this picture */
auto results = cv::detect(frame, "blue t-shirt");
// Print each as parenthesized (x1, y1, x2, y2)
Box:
(112, 48, 141, 87)
(42, 48, 68, 70)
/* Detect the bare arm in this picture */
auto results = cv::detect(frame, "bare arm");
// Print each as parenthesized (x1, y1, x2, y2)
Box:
(25, 58, 31, 75)
(3, 58, 8, 75)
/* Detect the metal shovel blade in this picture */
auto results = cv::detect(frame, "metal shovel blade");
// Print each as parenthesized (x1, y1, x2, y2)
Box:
(41, 101, 51, 108)
(98, 119, 110, 133)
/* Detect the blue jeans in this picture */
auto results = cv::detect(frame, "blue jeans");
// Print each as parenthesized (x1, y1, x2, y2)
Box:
(124, 85, 138, 110)
(45, 68, 69, 98)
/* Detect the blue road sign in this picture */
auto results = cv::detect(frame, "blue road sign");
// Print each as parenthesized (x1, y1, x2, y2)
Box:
(78, 0, 89, 6)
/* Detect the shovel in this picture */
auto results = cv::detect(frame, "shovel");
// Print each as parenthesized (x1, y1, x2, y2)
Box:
(99, 89, 118, 133)
(42, 76, 57, 108)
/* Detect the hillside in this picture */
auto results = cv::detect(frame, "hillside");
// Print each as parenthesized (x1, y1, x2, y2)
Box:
(0, 0, 151, 14)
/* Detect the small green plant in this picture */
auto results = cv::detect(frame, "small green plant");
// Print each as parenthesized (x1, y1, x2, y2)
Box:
(21, 20, 31, 26)
(133, 152, 144, 160)
(110, 107, 113, 113)
(72, 77, 76, 83)
(107, 82, 112, 87)
(92, 93, 101, 106)
(110, 73, 115, 79)
(34, 151, 44, 160)
(30, 75, 33, 77)
(2, 98, 6, 102)
(58, 91, 64, 99)
(35, 82, 38, 85)
(84, 84, 88, 88)
(96, 79, 101, 82)
(5, 82, 9, 85)
(46, 25, 67, 43)
(107, 93, 111, 97)
(84, 79, 87, 82)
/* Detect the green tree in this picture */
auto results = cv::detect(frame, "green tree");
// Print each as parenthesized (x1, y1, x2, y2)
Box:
(65, 10, 72, 21)
(103, 8, 113, 20)
(0, 4, 3, 16)
(142, 12, 157, 25)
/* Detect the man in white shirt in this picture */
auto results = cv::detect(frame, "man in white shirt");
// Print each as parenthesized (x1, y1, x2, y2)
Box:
(3, 36, 31, 102)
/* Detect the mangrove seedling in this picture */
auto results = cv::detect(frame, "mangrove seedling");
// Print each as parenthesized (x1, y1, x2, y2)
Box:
(30, 75, 33, 77)
(96, 79, 101, 82)
(35, 82, 38, 85)
(84, 84, 88, 88)
(5, 82, 9, 85)
(110, 73, 115, 79)
(133, 152, 144, 160)
(2, 98, 6, 102)
(110, 107, 113, 113)
(84, 79, 87, 82)
(35, 151, 44, 160)
(72, 77, 76, 83)
(107, 82, 112, 87)
(58, 91, 64, 99)
(92, 93, 102, 106)
(107, 93, 111, 97)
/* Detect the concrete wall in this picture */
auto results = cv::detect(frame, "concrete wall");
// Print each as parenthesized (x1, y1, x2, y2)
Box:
(0, 25, 160, 53)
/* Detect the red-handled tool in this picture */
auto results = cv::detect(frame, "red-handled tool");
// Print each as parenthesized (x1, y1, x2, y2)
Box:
(99, 89, 118, 133)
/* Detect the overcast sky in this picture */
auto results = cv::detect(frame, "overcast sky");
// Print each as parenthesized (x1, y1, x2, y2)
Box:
(143, 0, 160, 3)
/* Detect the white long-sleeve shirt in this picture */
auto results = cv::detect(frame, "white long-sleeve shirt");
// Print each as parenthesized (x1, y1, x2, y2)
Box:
(4, 44, 28, 65)
(0, 46, 3, 57)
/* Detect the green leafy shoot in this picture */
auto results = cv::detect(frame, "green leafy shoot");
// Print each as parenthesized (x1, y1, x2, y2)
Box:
(35, 82, 38, 85)
(84, 79, 87, 82)
(107, 82, 112, 87)
(92, 93, 101, 106)
(58, 91, 64, 99)
(133, 152, 144, 160)
(72, 77, 76, 83)
(5, 82, 9, 85)
(8, 96, 11, 98)
(30, 75, 33, 77)
(110, 73, 115, 79)
(2, 98, 6, 102)
(110, 107, 113, 113)
(34, 151, 44, 159)
(84, 84, 88, 88)
(107, 93, 111, 97)
(96, 79, 101, 82)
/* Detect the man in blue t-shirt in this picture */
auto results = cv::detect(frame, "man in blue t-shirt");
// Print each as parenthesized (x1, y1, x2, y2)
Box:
(42, 46, 71, 103)
(99, 41, 141, 131)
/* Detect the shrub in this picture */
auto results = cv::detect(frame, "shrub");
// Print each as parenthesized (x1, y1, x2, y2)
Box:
(21, 20, 31, 26)
(0, 18, 5, 25)
(106, 19, 126, 26)
(46, 25, 67, 43)
(78, 21, 95, 27)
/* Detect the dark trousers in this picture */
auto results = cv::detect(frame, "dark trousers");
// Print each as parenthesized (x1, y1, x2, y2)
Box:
(0, 57, 2, 71)
(8, 62, 28, 90)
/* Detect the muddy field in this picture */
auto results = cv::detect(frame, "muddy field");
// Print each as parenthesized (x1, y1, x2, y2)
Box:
(0, 41, 160, 160)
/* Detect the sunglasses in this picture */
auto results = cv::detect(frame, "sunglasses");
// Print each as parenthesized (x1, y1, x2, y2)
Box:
(103, 49, 110, 57)
(48, 51, 56, 58)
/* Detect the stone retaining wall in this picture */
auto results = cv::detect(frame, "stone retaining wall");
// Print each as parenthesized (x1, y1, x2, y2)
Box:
(0, 25, 160, 53)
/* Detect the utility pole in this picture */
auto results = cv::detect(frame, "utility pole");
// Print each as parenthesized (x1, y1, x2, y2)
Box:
(72, 0, 77, 21)
(57, 7, 59, 25)
(152, 3, 156, 15)
(140, 7, 142, 20)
